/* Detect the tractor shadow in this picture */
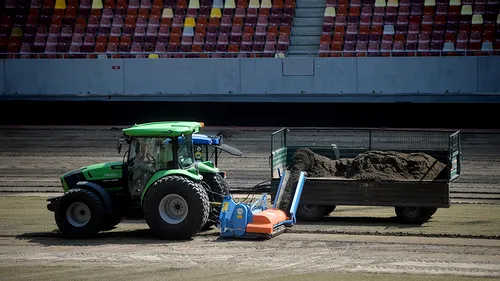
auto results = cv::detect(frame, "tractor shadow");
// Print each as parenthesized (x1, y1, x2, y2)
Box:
(16, 223, 224, 246)
(15, 215, 433, 246)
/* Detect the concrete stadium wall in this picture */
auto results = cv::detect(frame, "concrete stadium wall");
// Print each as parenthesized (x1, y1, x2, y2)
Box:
(2, 57, 500, 102)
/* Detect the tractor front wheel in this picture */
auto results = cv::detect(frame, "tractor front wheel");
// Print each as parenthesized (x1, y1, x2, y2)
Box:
(54, 188, 106, 238)
(143, 175, 210, 240)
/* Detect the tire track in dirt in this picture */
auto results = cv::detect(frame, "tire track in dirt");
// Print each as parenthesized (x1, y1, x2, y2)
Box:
(1, 235, 500, 277)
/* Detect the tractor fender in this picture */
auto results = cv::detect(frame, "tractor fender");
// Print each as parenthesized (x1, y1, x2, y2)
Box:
(76, 181, 114, 214)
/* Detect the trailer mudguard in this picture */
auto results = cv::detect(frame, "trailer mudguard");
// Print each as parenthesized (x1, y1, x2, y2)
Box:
(76, 181, 114, 213)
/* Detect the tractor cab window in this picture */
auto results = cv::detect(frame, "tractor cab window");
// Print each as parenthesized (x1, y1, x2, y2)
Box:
(129, 137, 175, 173)
(128, 137, 175, 196)
(177, 134, 194, 169)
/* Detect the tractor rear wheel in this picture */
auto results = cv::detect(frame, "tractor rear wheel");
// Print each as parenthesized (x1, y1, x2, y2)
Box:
(54, 188, 106, 238)
(201, 172, 230, 230)
(143, 175, 210, 240)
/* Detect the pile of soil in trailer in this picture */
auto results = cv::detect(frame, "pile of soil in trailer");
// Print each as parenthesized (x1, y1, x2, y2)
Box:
(278, 148, 447, 212)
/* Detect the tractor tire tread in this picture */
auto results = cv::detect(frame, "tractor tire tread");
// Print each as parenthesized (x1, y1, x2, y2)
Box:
(143, 175, 209, 240)
(54, 188, 106, 239)
(201, 173, 231, 230)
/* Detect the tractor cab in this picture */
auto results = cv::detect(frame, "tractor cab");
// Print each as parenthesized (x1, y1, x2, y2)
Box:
(125, 134, 197, 197)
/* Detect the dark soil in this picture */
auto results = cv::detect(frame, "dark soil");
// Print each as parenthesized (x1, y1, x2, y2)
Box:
(277, 148, 447, 213)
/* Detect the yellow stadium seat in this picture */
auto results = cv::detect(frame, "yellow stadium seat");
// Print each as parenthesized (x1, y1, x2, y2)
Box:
(92, 0, 103, 9)
(375, 0, 386, 7)
(224, 0, 235, 8)
(387, 0, 398, 7)
(261, 0, 272, 8)
(460, 5, 472, 15)
(184, 17, 195, 27)
(249, 0, 260, 8)
(472, 14, 483, 25)
(148, 54, 159, 59)
(210, 8, 221, 18)
(162, 8, 173, 18)
(188, 0, 200, 9)
(497, 14, 500, 24)
(449, 0, 460, 6)
(55, 0, 66, 9)
(275, 53, 285, 58)
(324, 7, 335, 17)
(424, 0, 435, 6)
(11, 27, 22, 37)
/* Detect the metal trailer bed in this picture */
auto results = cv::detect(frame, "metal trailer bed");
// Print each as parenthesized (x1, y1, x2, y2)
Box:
(269, 127, 461, 224)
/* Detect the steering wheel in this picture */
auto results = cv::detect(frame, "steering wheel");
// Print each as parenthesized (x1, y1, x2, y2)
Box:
(178, 155, 193, 167)
(145, 153, 156, 165)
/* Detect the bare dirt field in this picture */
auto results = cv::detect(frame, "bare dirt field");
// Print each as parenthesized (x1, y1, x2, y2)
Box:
(0, 126, 500, 280)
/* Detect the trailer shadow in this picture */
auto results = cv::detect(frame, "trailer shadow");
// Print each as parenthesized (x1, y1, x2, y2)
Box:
(298, 215, 430, 229)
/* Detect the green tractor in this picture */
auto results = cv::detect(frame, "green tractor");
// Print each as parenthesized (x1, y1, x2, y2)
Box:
(47, 121, 231, 240)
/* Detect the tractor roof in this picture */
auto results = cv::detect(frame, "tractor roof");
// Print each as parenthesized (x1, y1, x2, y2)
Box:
(122, 121, 204, 137)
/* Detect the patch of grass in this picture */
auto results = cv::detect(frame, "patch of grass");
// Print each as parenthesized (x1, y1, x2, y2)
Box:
(1, 196, 500, 238)
(291, 205, 500, 238)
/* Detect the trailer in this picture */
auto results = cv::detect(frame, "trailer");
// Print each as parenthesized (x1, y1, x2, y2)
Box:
(269, 127, 461, 224)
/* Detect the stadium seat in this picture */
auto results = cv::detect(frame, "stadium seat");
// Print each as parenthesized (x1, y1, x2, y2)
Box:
(4, 0, 497, 58)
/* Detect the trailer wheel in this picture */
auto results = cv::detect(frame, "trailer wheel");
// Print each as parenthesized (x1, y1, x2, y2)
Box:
(395, 206, 433, 224)
(143, 175, 209, 240)
(296, 204, 327, 222)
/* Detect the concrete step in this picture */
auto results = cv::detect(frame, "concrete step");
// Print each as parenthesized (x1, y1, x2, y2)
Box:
(290, 36, 320, 45)
(294, 8, 325, 18)
(287, 45, 319, 55)
(292, 17, 325, 27)
(287, 53, 317, 57)
(296, 0, 326, 8)
(291, 26, 323, 36)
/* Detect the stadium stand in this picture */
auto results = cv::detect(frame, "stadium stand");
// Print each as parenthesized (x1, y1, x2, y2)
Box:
(320, 0, 500, 56)
(0, 0, 498, 57)
(0, 0, 294, 58)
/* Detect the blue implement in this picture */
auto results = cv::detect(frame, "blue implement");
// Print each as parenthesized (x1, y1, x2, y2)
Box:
(218, 170, 307, 239)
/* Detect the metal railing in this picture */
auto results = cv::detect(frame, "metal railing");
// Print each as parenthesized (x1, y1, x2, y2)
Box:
(0, 50, 498, 59)
(318, 49, 500, 57)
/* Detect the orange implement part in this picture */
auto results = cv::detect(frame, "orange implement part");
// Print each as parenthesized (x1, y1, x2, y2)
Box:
(245, 209, 288, 235)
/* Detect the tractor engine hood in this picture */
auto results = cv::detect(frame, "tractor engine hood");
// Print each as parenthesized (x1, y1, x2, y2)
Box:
(60, 161, 124, 192)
